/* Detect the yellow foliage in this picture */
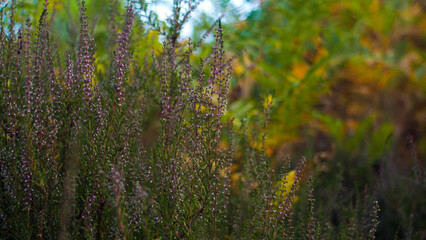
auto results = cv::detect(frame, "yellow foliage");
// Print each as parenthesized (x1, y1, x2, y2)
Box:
(96, 55, 106, 74)
(263, 94, 273, 109)
(330, 2, 348, 15)
(401, 3, 423, 21)
(147, 30, 161, 54)
(315, 47, 329, 62)
(291, 62, 309, 80)
(195, 103, 207, 111)
(370, 0, 381, 15)
(265, 147, 274, 157)
(54, 3, 63, 11)
(344, 61, 396, 89)
(234, 63, 245, 76)
(231, 172, 242, 192)
(274, 170, 299, 207)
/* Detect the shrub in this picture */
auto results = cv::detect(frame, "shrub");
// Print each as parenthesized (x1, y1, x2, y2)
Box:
(0, 0, 383, 239)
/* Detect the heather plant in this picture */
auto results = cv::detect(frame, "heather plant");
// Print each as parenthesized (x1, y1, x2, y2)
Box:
(0, 0, 385, 239)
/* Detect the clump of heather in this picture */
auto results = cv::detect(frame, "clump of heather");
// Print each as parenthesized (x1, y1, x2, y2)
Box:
(0, 0, 383, 239)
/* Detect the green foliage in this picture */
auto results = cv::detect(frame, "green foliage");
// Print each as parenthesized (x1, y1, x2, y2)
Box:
(204, 0, 425, 238)
(0, 0, 424, 239)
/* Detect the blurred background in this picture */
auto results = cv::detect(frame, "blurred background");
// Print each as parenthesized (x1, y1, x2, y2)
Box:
(6, 0, 426, 238)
